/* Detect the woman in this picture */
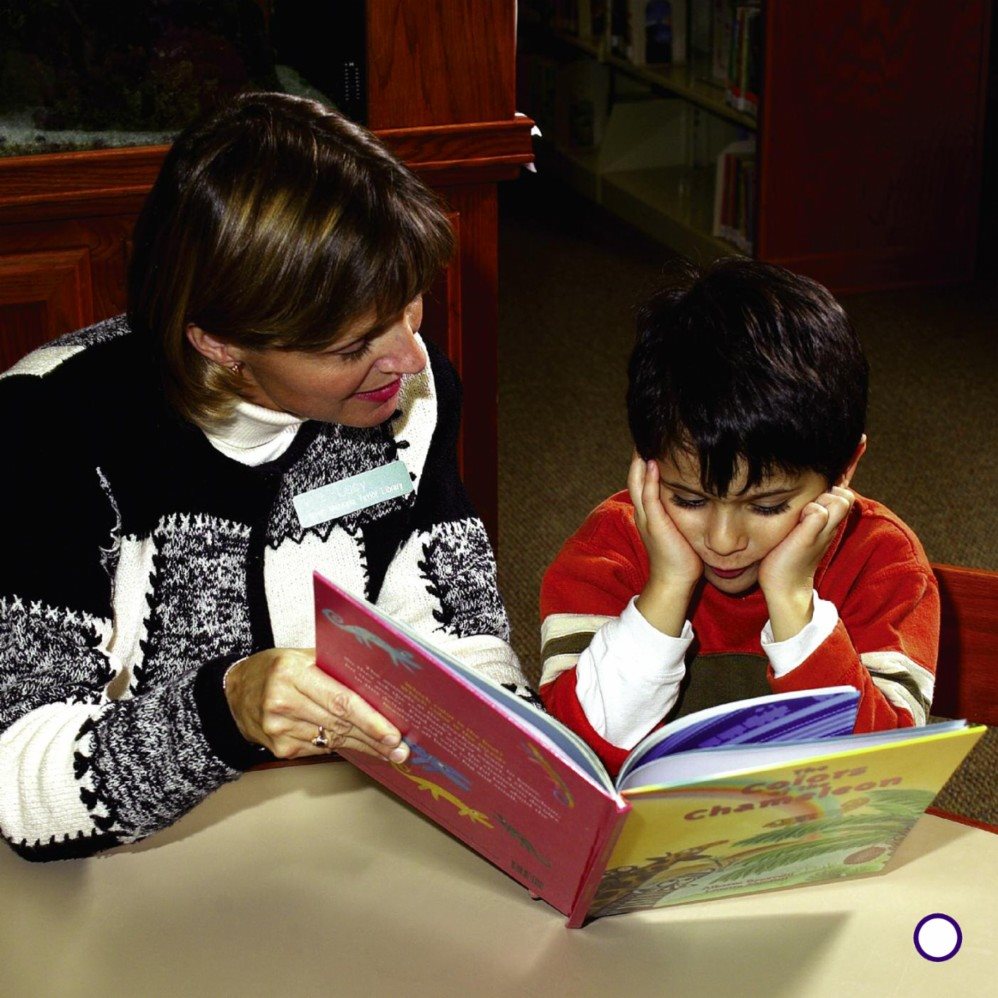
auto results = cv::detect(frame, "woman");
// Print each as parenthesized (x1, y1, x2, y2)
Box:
(0, 93, 529, 860)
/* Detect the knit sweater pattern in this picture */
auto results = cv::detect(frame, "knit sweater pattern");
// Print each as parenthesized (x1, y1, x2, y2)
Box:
(0, 317, 523, 859)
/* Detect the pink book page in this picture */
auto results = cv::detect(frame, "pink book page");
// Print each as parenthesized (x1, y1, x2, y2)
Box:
(314, 572, 627, 917)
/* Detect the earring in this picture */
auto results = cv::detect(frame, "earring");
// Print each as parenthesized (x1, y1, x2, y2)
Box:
(228, 361, 243, 374)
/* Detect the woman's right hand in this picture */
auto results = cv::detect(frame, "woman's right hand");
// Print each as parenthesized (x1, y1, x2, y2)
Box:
(222, 648, 409, 763)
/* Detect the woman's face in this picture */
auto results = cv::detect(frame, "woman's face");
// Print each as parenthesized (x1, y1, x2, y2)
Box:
(231, 297, 425, 427)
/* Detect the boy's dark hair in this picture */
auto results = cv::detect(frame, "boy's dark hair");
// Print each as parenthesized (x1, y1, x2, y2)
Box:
(128, 91, 454, 424)
(627, 258, 869, 494)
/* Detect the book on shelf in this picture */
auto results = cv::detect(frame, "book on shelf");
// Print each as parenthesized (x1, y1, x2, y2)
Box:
(725, 2, 761, 116)
(610, 1, 687, 66)
(577, 0, 610, 43)
(713, 137, 756, 253)
(313, 572, 983, 927)
(710, 0, 734, 83)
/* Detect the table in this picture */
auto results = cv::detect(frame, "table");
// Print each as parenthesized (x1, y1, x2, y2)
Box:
(1, 760, 994, 997)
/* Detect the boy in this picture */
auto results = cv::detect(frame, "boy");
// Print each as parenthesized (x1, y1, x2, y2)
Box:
(540, 259, 938, 775)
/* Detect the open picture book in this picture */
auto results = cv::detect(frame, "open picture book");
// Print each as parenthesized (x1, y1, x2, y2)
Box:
(313, 573, 984, 927)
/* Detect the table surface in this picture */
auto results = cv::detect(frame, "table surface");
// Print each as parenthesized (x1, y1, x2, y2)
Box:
(2, 759, 994, 998)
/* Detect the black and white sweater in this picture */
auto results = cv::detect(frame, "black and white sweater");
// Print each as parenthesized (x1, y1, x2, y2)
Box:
(0, 316, 526, 860)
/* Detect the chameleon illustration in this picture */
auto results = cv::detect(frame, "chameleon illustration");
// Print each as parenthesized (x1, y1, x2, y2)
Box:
(408, 742, 472, 792)
(522, 741, 574, 808)
(392, 762, 492, 828)
(495, 813, 552, 868)
(321, 608, 421, 672)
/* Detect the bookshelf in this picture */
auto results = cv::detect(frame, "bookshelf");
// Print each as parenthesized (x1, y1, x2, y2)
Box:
(520, 0, 991, 292)
(603, 56, 758, 129)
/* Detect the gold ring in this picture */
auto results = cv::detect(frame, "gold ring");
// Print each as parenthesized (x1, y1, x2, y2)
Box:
(311, 725, 329, 749)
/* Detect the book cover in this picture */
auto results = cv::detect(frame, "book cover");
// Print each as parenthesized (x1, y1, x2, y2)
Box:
(741, 6, 762, 115)
(313, 573, 983, 927)
(591, 726, 979, 918)
(725, 2, 761, 114)
(713, 138, 755, 251)
(314, 572, 628, 917)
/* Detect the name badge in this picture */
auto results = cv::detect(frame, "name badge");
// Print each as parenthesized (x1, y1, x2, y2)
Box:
(292, 460, 414, 529)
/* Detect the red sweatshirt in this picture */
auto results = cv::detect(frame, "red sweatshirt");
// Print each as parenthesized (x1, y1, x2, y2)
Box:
(540, 491, 939, 776)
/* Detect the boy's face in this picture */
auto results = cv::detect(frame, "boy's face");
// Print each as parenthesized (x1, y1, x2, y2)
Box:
(655, 450, 830, 595)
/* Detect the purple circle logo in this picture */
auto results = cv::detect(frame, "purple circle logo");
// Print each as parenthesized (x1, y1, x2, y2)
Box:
(913, 913, 963, 962)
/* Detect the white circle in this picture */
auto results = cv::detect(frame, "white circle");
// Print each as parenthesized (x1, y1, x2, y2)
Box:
(916, 916, 960, 959)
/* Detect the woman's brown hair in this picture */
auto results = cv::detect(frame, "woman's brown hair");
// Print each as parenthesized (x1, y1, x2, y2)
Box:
(128, 92, 454, 424)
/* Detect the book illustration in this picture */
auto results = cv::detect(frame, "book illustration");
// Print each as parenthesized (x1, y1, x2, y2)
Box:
(495, 814, 553, 869)
(522, 741, 576, 809)
(392, 762, 493, 828)
(320, 607, 420, 672)
(598, 757, 948, 916)
(407, 742, 472, 792)
(710, 788, 934, 884)
(390, 735, 586, 841)
(595, 791, 932, 917)
(316, 574, 628, 916)
(396, 742, 563, 863)
(591, 840, 729, 913)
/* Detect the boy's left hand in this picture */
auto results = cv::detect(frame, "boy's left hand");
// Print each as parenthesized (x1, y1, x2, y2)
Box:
(758, 486, 855, 641)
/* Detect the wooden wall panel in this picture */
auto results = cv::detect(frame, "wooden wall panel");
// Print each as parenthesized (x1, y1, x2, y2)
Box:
(433, 183, 499, 541)
(419, 194, 497, 536)
(421, 213, 463, 373)
(0, 248, 93, 369)
(421, 212, 465, 482)
(758, 0, 990, 292)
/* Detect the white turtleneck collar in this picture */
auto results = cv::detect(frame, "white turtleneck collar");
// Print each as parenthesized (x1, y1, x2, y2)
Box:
(201, 400, 304, 466)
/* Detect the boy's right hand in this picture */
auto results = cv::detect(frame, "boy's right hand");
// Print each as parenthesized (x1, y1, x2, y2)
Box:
(628, 453, 702, 636)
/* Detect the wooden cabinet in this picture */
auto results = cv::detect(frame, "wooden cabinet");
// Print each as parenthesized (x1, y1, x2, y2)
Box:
(0, 0, 533, 541)
(520, 0, 990, 292)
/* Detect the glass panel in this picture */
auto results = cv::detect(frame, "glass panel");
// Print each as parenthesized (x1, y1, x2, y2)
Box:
(0, 1, 366, 158)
